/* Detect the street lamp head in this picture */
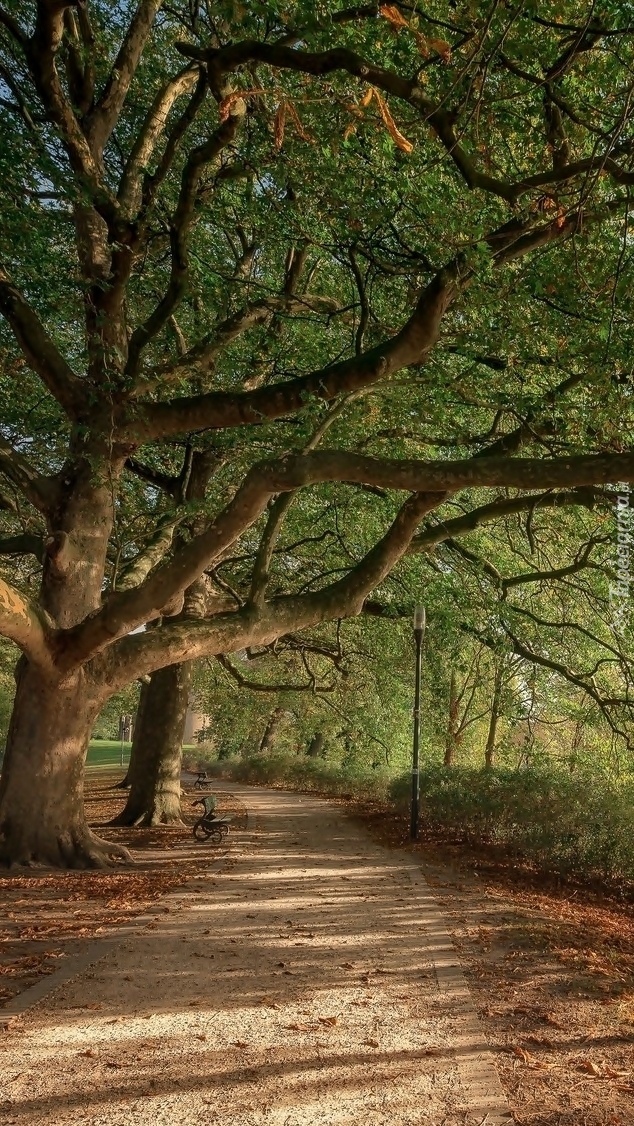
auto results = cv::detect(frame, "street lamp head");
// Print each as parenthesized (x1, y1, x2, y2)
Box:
(413, 603, 426, 632)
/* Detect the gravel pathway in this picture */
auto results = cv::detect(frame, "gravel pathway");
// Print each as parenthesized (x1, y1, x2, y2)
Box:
(0, 785, 511, 1125)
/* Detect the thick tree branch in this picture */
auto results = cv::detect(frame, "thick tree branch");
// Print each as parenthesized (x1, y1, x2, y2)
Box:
(92, 490, 442, 694)
(61, 449, 634, 670)
(118, 62, 200, 215)
(178, 38, 634, 206)
(124, 199, 613, 442)
(0, 437, 57, 513)
(114, 513, 183, 592)
(473, 370, 587, 459)
(140, 67, 208, 214)
(87, 0, 164, 157)
(0, 575, 53, 669)
(26, 2, 118, 227)
(135, 294, 344, 392)
(62, 7, 95, 117)
(502, 548, 605, 590)
(125, 106, 246, 377)
(124, 457, 178, 494)
(0, 533, 45, 561)
(177, 38, 518, 202)
(249, 494, 295, 608)
(124, 267, 456, 438)
(0, 267, 87, 417)
(409, 487, 605, 552)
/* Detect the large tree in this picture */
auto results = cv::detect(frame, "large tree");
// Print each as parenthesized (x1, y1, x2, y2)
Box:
(0, 0, 633, 866)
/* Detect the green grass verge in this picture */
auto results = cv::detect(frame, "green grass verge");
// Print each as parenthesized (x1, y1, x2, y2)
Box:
(86, 739, 130, 769)
(86, 739, 198, 769)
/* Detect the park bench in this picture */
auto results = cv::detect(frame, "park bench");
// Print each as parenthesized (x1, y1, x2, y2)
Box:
(193, 770, 213, 790)
(192, 794, 232, 843)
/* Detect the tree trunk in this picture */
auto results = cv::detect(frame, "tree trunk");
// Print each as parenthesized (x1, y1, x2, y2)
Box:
(111, 454, 220, 825)
(485, 665, 503, 770)
(111, 662, 192, 826)
(0, 459, 129, 867)
(444, 669, 459, 766)
(259, 707, 285, 754)
(306, 731, 324, 758)
(0, 661, 129, 867)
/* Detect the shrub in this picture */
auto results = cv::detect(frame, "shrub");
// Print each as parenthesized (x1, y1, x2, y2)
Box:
(191, 749, 393, 802)
(390, 764, 634, 882)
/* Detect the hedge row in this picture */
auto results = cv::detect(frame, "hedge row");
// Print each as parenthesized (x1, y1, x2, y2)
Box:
(185, 749, 634, 883)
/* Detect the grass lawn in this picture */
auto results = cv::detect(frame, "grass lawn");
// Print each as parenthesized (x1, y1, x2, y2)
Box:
(86, 739, 197, 769)
(86, 739, 131, 769)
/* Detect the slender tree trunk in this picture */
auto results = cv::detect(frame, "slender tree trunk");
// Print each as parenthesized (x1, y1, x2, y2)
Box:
(0, 660, 129, 867)
(114, 712, 136, 789)
(111, 662, 192, 826)
(444, 669, 459, 766)
(306, 731, 324, 757)
(485, 664, 503, 770)
(259, 707, 285, 754)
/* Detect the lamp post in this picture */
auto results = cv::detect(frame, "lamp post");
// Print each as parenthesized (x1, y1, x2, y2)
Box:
(411, 604, 426, 840)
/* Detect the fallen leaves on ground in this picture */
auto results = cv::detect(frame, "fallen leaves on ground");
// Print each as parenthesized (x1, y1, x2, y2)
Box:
(0, 772, 247, 1008)
(340, 792, 634, 1126)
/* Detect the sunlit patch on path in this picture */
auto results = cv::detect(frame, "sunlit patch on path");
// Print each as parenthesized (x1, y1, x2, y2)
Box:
(0, 786, 511, 1125)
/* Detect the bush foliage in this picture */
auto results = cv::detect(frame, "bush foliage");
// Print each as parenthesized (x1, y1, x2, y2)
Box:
(186, 745, 634, 886)
(390, 766, 634, 883)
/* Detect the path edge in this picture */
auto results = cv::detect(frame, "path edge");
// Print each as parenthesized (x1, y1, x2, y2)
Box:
(1, 785, 253, 1026)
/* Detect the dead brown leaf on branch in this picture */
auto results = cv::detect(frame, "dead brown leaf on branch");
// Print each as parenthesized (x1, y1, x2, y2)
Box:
(379, 5, 451, 62)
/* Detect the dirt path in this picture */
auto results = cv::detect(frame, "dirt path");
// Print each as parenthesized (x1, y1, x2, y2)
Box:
(0, 785, 511, 1126)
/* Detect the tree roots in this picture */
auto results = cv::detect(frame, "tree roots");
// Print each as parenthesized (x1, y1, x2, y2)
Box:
(0, 827, 133, 869)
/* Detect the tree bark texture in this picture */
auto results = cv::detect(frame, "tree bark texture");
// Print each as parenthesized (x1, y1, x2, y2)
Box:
(0, 660, 129, 866)
(112, 662, 192, 826)
(112, 455, 220, 826)
(0, 464, 132, 866)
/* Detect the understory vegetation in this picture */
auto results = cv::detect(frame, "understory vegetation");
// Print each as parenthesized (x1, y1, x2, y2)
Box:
(183, 729, 634, 887)
(188, 747, 634, 886)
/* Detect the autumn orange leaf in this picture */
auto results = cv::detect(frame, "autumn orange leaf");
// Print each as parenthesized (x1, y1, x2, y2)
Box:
(379, 5, 409, 30)
(412, 30, 430, 58)
(511, 1044, 531, 1063)
(285, 99, 315, 144)
(380, 5, 451, 62)
(428, 36, 452, 63)
(373, 89, 414, 154)
(578, 1059, 602, 1076)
